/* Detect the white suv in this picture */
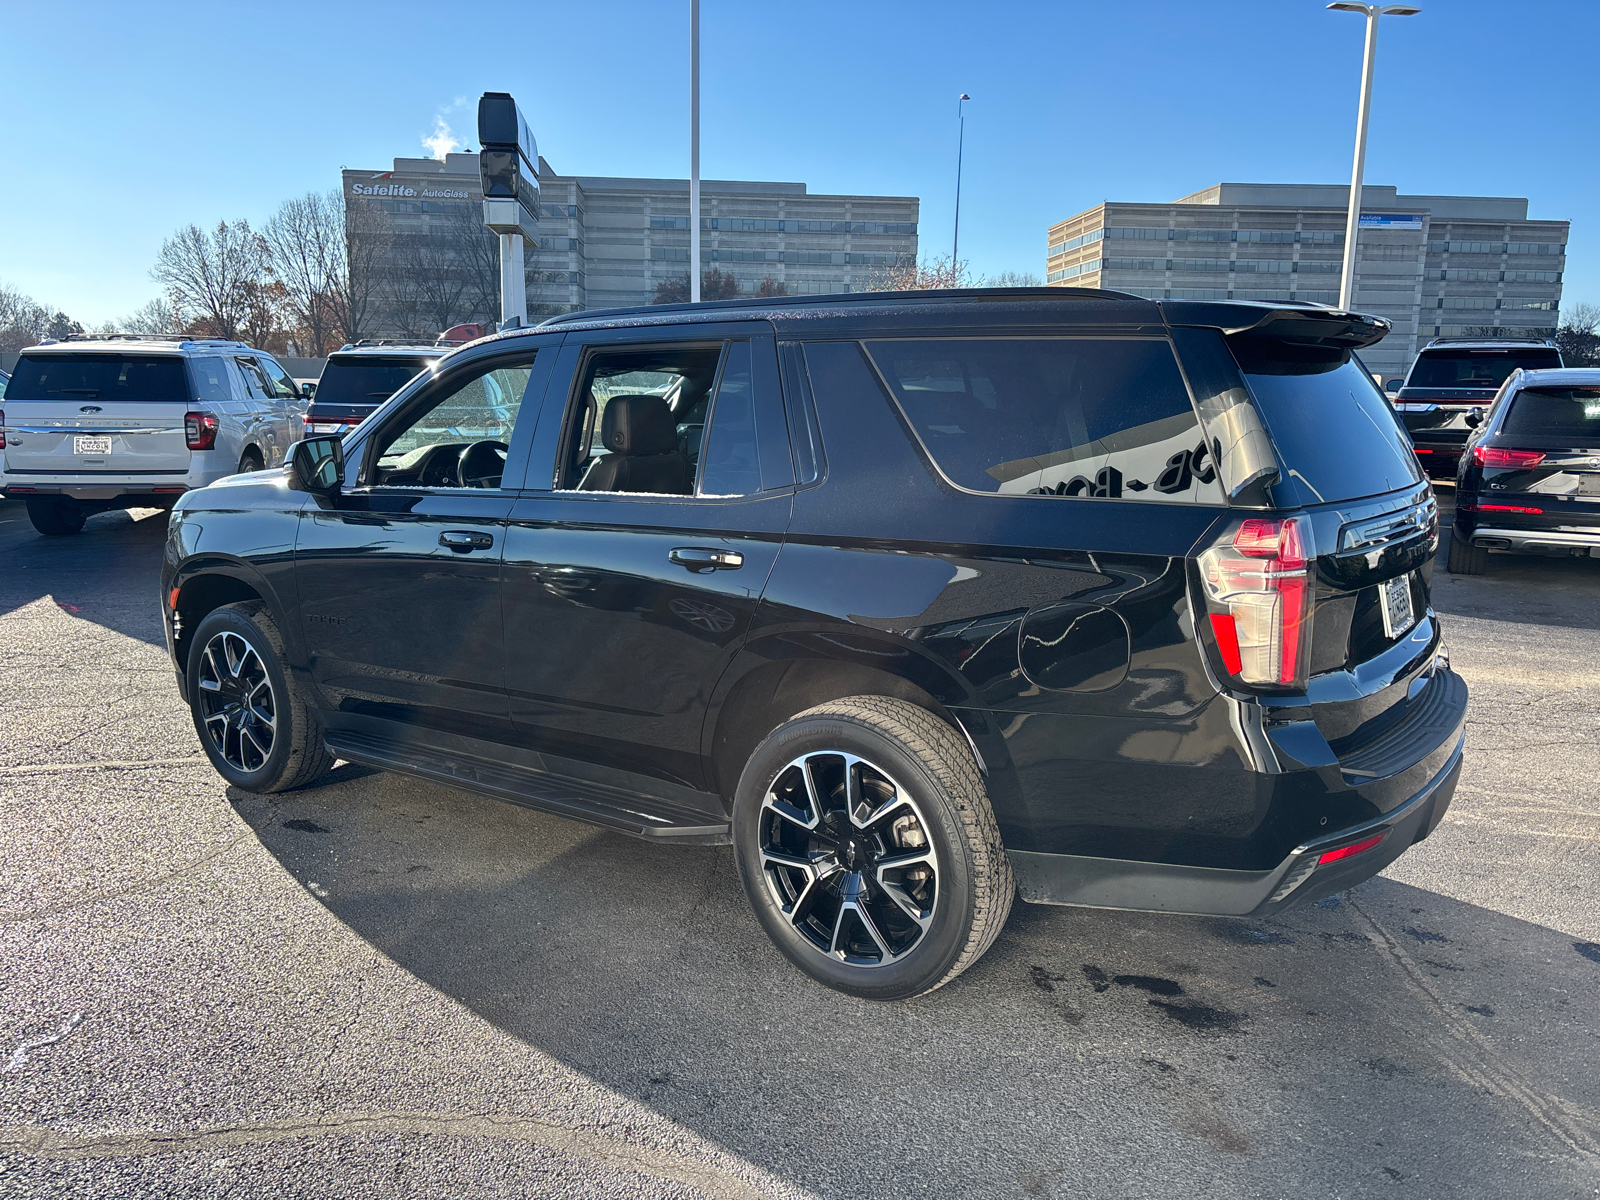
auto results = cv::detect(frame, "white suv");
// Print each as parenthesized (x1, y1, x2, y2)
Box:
(0, 335, 307, 536)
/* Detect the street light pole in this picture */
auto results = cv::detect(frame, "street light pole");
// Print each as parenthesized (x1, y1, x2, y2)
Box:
(690, 0, 701, 304)
(1329, 3, 1420, 311)
(952, 94, 970, 276)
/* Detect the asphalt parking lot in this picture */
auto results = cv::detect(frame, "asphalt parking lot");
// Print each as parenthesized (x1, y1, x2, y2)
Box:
(1, 493, 1597, 1199)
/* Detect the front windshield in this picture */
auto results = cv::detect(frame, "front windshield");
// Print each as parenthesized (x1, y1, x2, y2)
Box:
(314, 357, 433, 405)
(1407, 349, 1561, 389)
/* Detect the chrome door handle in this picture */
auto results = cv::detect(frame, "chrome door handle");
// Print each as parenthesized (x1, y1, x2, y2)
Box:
(439, 530, 494, 552)
(669, 547, 744, 572)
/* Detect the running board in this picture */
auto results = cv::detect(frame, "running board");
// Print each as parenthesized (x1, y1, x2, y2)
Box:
(322, 730, 731, 845)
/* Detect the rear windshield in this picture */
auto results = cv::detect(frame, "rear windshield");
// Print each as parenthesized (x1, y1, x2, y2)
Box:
(1407, 348, 1562, 389)
(1233, 344, 1423, 505)
(4, 354, 189, 402)
(1502, 386, 1600, 441)
(313, 357, 432, 405)
(863, 337, 1222, 503)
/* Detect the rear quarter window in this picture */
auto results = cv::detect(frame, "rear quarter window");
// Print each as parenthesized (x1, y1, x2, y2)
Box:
(1232, 342, 1423, 505)
(863, 337, 1223, 504)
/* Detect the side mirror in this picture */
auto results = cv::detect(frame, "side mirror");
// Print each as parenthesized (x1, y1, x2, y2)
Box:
(285, 436, 344, 494)
(1464, 408, 1484, 429)
(1383, 379, 1402, 396)
(300, 381, 316, 398)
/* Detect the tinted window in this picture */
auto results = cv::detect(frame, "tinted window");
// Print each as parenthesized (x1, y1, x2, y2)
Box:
(6, 354, 188, 402)
(865, 338, 1221, 503)
(190, 357, 232, 402)
(1407, 348, 1561, 389)
(257, 356, 299, 400)
(699, 340, 762, 496)
(1502, 386, 1600, 441)
(1234, 345, 1423, 505)
(314, 357, 433, 405)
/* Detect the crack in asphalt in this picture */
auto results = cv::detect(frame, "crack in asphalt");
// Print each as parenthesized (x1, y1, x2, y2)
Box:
(0, 1112, 794, 1200)
(1347, 897, 1600, 1163)
(0, 756, 208, 778)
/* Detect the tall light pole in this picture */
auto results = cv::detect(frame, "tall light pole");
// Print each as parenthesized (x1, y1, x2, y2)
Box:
(952, 94, 970, 275)
(689, 0, 701, 303)
(1329, 3, 1420, 310)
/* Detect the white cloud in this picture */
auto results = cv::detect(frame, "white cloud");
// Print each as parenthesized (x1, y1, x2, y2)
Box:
(422, 115, 461, 161)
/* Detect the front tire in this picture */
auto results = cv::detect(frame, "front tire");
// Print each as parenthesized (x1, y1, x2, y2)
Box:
(1447, 534, 1489, 575)
(733, 697, 1014, 1000)
(26, 498, 87, 536)
(186, 602, 334, 792)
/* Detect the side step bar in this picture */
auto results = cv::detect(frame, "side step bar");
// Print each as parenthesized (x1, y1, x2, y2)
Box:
(322, 730, 731, 846)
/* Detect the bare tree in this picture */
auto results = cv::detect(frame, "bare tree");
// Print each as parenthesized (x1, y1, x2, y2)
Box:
(121, 298, 177, 336)
(984, 270, 1042, 287)
(0, 282, 52, 352)
(652, 268, 741, 305)
(151, 220, 271, 340)
(329, 197, 388, 344)
(264, 191, 345, 355)
(754, 276, 788, 297)
(1555, 301, 1600, 367)
(858, 253, 967, 292)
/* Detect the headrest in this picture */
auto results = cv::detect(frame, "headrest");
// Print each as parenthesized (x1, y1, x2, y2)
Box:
(601, 394, 678, 456)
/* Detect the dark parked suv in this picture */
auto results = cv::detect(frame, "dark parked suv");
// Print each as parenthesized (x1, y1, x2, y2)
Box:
(1450, 366, 1600, 573)
(1391, 337, 1563, 477)
(301, 342, 445, 437)
(161, 289, 1467, 999)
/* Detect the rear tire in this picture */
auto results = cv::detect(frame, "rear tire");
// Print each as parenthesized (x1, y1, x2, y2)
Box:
(25, 498, 87, 537)
(237, 448, 265, 474)
(733, 697, 1014, 1000)
(1447, 534, 1489, 575)
(186, 601, 334, 793)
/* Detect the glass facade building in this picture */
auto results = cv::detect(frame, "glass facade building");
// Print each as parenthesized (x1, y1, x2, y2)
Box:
(1046, 183, 1569, 381)
(344, 154, 917, 336)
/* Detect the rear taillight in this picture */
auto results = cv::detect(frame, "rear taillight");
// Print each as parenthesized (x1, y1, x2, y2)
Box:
(0, 408, 6, 450)
(1198, 516, 1314, 690)
(1472, 446, 1545, 469)
(184, 411, 218, 451)
(1319, 832, 1387, 865)
(303, 416, 361, 436)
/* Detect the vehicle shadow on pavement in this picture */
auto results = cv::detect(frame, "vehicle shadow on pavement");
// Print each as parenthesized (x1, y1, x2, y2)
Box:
(230, 769, 1600, 1200)
(1431, 533, 1600, 633)
(0, 505, 170, 647)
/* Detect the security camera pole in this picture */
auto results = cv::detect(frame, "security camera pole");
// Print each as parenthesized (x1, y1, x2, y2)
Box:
(1328, 3, 1421, 311)
(478, 92, 540, 329)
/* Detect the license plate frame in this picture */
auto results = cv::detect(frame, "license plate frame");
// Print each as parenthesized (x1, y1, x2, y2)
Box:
(73, 436, 112, 455)
(1380, 572, 1416, 640)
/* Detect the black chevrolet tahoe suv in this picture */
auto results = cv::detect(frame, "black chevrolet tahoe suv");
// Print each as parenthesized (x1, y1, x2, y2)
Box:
(161, 289, 1467, 1000)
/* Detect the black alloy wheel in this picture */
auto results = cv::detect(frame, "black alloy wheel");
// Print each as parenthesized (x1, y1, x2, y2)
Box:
(734, 697, 1014, 1000)
(185, 602, 334, 793)
(195, 629, 278, 773)
(758, 751, 938, 966)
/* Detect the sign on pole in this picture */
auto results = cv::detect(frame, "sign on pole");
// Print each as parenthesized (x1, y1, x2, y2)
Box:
(478, 92, 539, 328)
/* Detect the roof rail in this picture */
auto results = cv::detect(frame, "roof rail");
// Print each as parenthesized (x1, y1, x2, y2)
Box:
(1424, 336, 1556, 347)
(55, 332, 252, 348)
(339, 339, 443, 350)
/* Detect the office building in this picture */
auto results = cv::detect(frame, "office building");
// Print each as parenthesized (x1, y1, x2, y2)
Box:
(343, 154, 918, 335)
(1046, 183, 1569, 380)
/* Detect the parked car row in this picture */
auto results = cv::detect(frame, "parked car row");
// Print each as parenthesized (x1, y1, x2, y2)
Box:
(1377, 335, 1599, 575)
(159, 288, 1467, 1000)
(0, 335, 447, 536)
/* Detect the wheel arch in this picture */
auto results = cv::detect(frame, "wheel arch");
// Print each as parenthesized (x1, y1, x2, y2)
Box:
(170, 559, 294, 677)
(703, 629, 1021, 821)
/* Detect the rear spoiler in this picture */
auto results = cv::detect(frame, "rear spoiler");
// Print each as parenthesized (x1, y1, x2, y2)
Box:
(1160, 301, 1390, 350)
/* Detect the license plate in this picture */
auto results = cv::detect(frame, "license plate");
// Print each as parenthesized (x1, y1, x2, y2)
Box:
(73, 436, 112, 455)
(1578, 474, 1600, 497)
(1380, 573, 1415, 640)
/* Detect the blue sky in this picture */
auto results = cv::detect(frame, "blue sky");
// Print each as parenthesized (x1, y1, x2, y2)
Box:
(2, 0, 1594, 325)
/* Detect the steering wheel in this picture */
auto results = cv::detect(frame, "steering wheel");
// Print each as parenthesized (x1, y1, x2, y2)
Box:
(458, 440, 509, 489)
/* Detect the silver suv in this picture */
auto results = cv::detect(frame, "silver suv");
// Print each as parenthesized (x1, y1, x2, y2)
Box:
(0, 335, 306, 536)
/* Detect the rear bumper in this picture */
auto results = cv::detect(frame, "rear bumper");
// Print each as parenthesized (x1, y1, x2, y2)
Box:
(1010, 734, 1463, 916)
(1465, 524, 1600, 556)
(1, 463, 229, 501)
